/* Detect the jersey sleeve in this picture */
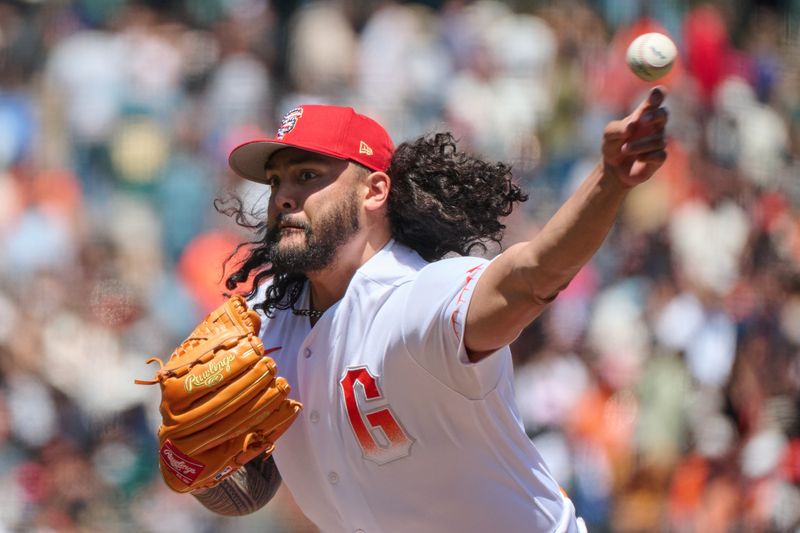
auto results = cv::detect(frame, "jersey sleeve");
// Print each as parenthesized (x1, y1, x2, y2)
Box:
(399, 255, 511, 399)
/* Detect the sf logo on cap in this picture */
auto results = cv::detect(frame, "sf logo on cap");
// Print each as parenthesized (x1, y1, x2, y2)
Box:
(276, 107, 304, 140)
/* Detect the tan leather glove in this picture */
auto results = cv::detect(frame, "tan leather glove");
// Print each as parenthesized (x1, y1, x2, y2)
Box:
(136, 295, 302, 493)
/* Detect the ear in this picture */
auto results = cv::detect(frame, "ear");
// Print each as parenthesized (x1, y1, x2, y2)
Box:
(362, 171, 391, 212)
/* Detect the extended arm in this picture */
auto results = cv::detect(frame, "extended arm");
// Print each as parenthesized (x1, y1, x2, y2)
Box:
(192, 455, 283, 516)
(465, 88, 668, 358)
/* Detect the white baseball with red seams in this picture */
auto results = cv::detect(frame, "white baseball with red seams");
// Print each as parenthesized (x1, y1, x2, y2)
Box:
(626, 32, 677, 81)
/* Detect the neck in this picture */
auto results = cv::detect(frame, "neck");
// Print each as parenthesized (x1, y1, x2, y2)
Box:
(306, 231, 391, 312)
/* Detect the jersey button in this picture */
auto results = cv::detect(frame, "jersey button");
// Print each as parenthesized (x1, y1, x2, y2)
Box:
(309, 411, 320, 423)
(304, 347, 312, 358)
(327, 472, 339, 484)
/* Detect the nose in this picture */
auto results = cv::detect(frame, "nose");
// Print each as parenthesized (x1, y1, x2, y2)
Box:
(271, 184, 298, 212)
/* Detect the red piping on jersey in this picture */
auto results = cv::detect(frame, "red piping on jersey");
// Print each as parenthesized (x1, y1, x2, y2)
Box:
(450, 264, 485, 337)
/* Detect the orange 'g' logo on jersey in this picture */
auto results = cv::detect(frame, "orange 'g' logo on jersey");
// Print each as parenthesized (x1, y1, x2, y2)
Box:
(276, 107, 304, 140)
(340, 366, 414, 465)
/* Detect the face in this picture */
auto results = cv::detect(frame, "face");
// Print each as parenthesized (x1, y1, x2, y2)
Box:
(263, 148, 363, 273)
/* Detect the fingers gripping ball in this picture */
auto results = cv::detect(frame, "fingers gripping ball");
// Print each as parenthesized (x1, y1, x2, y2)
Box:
(626, 32, 677, 82)
(135, 295, 302, 493)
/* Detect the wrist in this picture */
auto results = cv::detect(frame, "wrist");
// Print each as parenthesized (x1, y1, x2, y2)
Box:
(600, 161, 636, 192)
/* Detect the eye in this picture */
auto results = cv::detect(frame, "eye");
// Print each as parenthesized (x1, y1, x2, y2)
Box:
(298, 170, 318, 181)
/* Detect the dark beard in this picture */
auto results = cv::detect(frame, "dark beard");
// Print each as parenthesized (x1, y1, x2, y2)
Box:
(265, 189, 361, 274)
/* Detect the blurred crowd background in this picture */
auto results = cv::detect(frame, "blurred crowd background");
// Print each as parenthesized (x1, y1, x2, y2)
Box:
(0, 0, 798, 531)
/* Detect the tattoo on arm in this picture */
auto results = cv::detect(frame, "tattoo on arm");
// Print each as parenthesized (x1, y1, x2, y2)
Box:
(191, 455, 282, 516)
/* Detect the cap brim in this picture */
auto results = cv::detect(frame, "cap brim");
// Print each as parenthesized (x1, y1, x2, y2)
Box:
(228, 139, 348, 183)
(228, 140, 287, 183)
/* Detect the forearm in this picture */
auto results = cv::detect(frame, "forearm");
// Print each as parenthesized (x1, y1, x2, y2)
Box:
(465, 89, 666, 358)
(521, 161, 629, 299)
(465, 163, 629, 356)
(192, 455, 282, 516)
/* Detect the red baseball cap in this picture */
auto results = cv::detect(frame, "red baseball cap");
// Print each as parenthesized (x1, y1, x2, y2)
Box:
(228, 105, 394, 183)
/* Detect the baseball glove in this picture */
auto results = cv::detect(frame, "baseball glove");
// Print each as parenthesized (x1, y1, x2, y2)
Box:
(135, 295, 302, 493)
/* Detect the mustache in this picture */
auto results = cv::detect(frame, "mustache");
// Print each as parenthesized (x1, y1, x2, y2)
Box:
(269, 214, 311, 232)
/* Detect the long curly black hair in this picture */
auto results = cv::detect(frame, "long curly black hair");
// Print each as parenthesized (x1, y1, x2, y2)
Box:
(219, 132, 528, 317)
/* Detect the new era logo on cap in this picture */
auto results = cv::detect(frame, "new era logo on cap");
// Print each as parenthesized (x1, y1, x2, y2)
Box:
(228, 105, 394, 183)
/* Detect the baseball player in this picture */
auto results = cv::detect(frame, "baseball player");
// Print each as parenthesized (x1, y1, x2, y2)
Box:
(189, 88, 668, 532)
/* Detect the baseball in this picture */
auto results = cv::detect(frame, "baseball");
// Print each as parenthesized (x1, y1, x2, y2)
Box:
(626, 32, 677, 81)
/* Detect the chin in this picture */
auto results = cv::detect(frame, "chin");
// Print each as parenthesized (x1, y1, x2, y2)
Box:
(278, 237, 308, 254)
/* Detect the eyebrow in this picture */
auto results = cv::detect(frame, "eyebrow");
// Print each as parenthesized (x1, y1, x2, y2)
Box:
(264, 154, 341, 173)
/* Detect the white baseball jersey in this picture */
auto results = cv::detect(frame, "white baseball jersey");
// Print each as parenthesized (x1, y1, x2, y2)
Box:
(258, 240, 580, 533)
